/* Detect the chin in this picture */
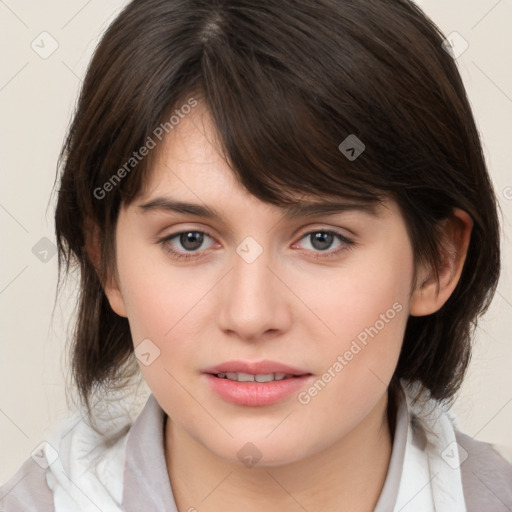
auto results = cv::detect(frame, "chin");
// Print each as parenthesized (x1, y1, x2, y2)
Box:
(203, 432, 313, 469)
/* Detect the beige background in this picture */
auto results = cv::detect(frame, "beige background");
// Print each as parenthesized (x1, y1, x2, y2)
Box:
(0, 0, 511, 483)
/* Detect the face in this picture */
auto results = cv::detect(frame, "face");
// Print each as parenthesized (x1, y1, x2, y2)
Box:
(105, 103, 417, 467)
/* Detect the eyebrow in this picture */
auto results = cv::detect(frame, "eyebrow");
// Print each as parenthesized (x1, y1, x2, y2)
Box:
(137, 196, 380, 219)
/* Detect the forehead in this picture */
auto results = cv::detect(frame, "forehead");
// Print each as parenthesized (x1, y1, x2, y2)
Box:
(134, 101, 390, 220)
(138, 102, 233, 195)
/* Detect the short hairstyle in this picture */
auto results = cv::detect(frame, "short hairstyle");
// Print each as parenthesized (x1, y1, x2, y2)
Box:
(54, 0, 501, 417)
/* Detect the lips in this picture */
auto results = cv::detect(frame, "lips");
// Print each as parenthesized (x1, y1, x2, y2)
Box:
(202, 360, 313, 406)
(203, 359, 311, 377)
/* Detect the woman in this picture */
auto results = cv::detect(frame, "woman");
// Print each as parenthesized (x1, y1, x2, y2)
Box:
(1, 0, 511, 510)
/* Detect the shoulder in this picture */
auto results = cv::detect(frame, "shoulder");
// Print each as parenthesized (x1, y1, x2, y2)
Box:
(0, 456, 54, 512)
(455, 429, 512, 512)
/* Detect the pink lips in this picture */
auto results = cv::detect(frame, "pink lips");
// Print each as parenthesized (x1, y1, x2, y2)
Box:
(203, 359, 313, 407)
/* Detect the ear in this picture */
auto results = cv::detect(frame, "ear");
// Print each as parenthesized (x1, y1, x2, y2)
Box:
(84, 217, 128, 318)
(410, 209, 473, 317)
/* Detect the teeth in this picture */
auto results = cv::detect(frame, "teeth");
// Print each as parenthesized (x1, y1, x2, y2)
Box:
(216, 372, 294, 382)
(255, 374, 274, 382)
(237, 372, 255, 382)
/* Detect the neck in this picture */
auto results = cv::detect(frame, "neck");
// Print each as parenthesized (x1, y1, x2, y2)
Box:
(165, 391, 394, 512)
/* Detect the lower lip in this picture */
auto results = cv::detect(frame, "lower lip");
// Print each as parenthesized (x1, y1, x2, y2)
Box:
(204, 374, 313, 406)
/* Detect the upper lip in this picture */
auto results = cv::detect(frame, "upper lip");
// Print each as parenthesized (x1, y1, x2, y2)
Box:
(203, 360, 311, 376)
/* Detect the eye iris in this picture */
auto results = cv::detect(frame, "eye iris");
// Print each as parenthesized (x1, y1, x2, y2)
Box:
(180, 232, 204, 251)
(311, 232, 333, 251)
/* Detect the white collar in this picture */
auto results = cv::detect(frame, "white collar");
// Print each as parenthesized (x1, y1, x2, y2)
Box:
(392, 381, 467, 511)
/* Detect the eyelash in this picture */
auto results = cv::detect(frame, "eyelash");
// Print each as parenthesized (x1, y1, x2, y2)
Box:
(158, 229, 356, 261)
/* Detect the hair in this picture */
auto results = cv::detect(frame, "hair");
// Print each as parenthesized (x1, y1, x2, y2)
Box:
(54, 0, 501, 419)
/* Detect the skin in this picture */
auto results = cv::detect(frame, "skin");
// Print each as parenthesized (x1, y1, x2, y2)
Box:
(97, 103, 472, 511)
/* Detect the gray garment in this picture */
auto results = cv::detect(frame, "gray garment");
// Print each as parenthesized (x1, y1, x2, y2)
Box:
(1, 393, 511, 511)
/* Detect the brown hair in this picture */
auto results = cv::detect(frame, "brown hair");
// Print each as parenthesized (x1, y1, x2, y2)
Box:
(54, 0, 501, 417)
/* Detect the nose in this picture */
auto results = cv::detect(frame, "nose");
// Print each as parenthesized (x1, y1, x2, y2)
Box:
(217, 243, 292, 342)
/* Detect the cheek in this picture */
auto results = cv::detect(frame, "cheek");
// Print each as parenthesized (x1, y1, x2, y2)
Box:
(114, 235, 223, 395)
(115, 232, 202, 339)
(115, 246, 209, 412)
(296, 237, 413, 393)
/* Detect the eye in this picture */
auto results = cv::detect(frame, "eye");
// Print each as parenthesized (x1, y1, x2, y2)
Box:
(159, 228, 355, 262)
(159, 230, 217, 261)
(294, 230, 355, 259)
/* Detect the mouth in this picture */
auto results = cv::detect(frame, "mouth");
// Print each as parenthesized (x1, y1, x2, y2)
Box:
(210, 372, 303, 382)
(202, 360, 313, 406)
(203, 359, 311, 380)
